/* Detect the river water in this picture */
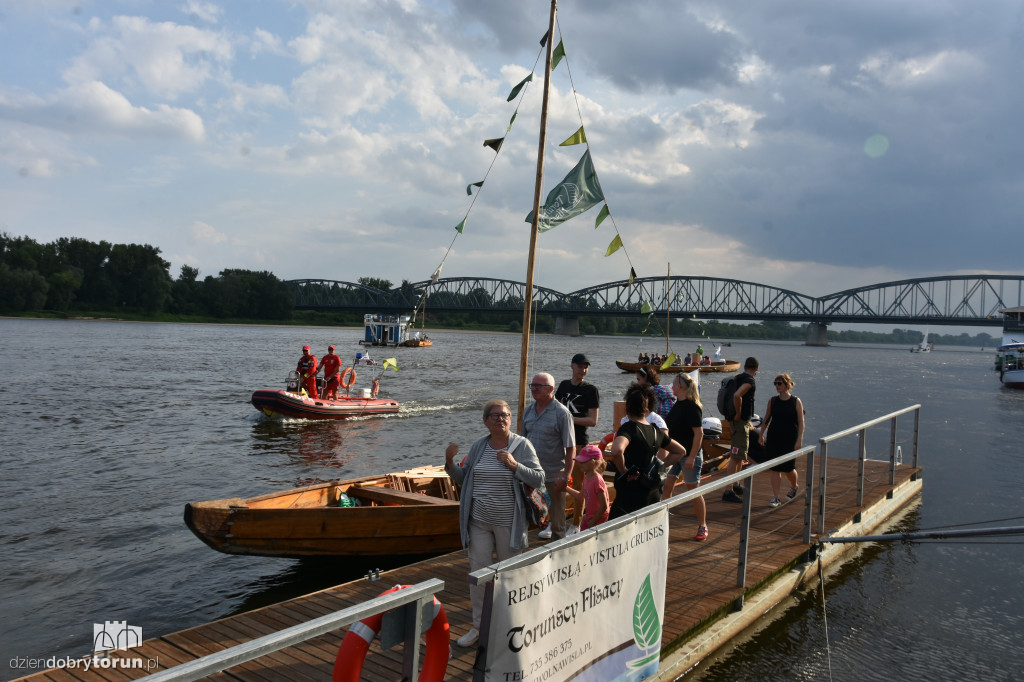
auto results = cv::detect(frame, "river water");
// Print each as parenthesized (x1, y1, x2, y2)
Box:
(2, 318, 1022, 680)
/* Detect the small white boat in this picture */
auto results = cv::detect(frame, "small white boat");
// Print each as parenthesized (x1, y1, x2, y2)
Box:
(910, 332, 933, 353)
(996, 343, 1024, 389)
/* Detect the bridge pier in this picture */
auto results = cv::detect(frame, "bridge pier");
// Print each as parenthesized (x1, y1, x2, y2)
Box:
(554, 316, 580, 336)
(806, 322, 829, 346)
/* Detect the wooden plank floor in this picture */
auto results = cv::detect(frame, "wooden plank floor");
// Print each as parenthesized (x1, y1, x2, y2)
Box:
(16, 458, 920, 682)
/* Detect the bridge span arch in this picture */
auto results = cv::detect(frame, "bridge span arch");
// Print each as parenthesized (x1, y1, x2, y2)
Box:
(287, 274, 1024, 328)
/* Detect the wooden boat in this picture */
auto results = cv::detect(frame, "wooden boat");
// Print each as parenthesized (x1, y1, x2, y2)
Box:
(615, 359, 741, 374)
(184, 466, 461, 558)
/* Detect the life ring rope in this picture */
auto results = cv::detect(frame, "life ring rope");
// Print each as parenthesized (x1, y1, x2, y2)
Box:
(340, 367, 357, 390)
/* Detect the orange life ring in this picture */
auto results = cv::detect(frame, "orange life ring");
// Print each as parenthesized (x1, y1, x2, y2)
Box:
(599, 432, 616, 449)
(332, 584, 449, 682)
(340, 367, 357, 390)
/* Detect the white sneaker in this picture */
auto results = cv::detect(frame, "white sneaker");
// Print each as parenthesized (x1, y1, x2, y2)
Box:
(538, 524, 552, 539)
(566, 525, 581, 536)
(457, 628, 479, 647)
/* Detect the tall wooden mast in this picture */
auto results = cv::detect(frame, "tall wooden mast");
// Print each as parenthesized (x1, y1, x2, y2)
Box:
(516, 0, 558, 431)
(666, 263, 671, 357)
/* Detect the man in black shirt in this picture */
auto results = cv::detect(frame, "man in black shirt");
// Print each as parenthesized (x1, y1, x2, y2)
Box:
(722, 357, 759, 503)
(555, 353, 600, 446)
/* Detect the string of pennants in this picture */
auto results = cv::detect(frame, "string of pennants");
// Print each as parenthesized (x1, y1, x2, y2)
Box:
(415, 20, 660, 324)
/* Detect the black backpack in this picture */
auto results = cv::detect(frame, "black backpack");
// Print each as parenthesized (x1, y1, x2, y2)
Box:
(717, 377, 738, 420)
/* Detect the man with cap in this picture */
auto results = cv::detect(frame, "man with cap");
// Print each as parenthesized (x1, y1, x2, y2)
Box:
(296, 345, 319, 399)
(319, 345, 342, 400)
(521, 372, 576, 541)
(556, 353, 600, 447)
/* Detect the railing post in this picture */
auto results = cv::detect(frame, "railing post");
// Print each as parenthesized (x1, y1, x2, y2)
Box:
(817, 439, 829, 536)
(857, 427, 867, 507)
(735, 472, 754, 609)
(912, 406, 921, 468)
(802, 448, 815, 544)
(397, 596, 429, 680)
(889, 415, 898, 486)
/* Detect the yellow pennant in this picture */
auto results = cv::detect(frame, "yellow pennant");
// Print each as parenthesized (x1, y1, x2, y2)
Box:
(604, 234, 623, 256)
(559, 126, 586, 146)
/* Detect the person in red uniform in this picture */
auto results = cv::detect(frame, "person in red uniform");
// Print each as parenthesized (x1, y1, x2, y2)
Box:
(296, 345, 319, 398)
(320, 345, 342, 400)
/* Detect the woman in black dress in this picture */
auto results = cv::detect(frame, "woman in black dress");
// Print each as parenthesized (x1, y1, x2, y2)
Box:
(758, 373, 805, 507)
(608, 384, 687, 518)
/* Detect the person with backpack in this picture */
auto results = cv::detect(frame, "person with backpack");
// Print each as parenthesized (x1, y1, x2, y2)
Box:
(720, 357, 759, 503)
(607, 384, 687, 518)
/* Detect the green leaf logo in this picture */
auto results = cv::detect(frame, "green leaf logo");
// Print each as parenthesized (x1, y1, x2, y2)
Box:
(627, 574, 662, 670)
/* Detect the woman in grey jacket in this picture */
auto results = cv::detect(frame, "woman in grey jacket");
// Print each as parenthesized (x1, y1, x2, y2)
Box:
(444, 399, 545, 648)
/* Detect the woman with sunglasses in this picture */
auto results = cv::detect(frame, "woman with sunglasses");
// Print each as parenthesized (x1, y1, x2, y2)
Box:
(444, 400, 544, 647)
(758, 374, 805, 507)
(662, 373, 709, 541)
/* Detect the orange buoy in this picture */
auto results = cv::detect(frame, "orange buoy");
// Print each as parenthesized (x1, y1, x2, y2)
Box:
(332, 585, 449, 682)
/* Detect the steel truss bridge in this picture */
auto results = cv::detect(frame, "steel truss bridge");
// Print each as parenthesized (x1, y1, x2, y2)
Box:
(288, 274, 1022, 332)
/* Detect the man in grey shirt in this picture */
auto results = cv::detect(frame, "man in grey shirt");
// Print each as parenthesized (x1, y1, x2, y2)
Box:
(521, 372, 576, 540)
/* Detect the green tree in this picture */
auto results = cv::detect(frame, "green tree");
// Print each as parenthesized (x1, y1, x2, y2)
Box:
(357, 277, 392, 291)
(170, 265, 203, 315)
(0, 263, 48, 312)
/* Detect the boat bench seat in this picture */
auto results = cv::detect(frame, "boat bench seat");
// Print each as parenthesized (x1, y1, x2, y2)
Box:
(348, 485, 458, 506)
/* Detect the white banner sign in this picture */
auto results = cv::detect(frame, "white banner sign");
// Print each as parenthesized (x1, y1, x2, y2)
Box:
(484, 508, 669, 681)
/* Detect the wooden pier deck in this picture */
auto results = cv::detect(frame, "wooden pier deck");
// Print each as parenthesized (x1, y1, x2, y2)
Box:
(18, 458, 921, 682)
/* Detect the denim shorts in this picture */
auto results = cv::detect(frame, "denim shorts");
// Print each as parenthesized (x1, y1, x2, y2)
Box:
(668, 450, 703, 485)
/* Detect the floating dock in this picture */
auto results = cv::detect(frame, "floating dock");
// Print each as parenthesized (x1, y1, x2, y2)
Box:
(16, 453, 921, 681)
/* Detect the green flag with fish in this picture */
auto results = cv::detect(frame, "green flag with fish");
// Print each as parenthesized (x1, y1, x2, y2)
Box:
(525, 150, 605, 232)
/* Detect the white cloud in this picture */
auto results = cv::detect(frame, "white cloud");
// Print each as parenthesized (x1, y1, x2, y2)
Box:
(0, 125, 97, 177)
(181, 1, 222, 24)
(63, 15, 232, 100)
(857, 49, 985, 89)
(0, 81, 205, 141)
(191, 220, 228, 244)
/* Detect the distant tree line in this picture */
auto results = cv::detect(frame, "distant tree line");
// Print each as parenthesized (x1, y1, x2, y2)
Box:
(0, 233, 292, 320)
(0, 233, 1001, 347)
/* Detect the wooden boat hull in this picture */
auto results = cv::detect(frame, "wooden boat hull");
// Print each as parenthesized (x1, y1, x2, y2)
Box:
(615, 360, 740, 374)
(184, 469, 462, 558)
(251, 389, 399, 420)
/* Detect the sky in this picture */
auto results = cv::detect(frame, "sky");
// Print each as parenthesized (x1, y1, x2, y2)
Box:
(1, 0, 1022, 300)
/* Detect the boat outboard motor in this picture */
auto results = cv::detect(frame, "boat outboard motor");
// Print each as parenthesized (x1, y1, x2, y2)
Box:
(750, 413, 762, 428)
(702, 417, 722, 438)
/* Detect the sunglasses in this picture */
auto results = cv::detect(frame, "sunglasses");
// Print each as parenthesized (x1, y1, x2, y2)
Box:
(488, 413, 511, 420)
(774, 381, 786, 386)
(528, 383, 552, 389)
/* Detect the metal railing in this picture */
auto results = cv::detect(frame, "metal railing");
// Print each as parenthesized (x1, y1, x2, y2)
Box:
(816, 404, 920, 536)
(139, 579, 444, 681)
